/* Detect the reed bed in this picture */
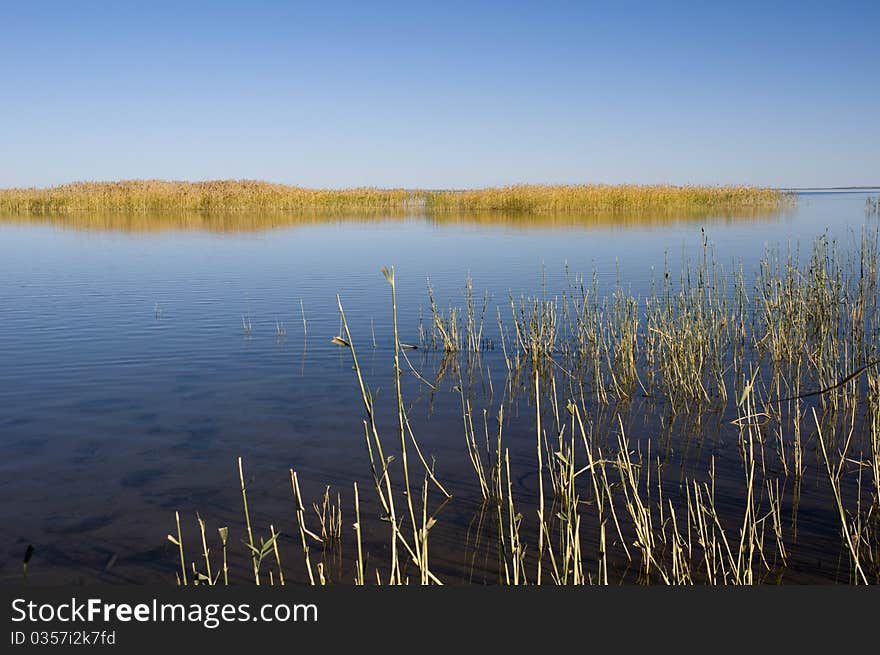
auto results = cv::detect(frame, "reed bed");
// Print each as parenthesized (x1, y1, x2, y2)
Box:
(424, 184, 788, 213)
(0, 180, 788, 216)
(0, 180, 420, 214)
(167, 228, 879, 586)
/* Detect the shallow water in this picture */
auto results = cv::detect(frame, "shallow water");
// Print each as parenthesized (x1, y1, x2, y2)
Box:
(1, 191, 877, 584)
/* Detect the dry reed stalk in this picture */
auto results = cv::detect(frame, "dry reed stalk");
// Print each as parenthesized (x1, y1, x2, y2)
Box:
(814, 409, 869, 584)
(353, 482, 365, 585)
(238, 457, 260, 585)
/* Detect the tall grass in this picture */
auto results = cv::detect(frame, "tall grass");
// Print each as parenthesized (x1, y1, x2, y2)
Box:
(425, 184, 788, 213)
(0, 180, 788, 216)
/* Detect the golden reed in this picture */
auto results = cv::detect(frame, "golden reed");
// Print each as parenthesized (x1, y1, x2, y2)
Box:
(0, 180, 788, 215)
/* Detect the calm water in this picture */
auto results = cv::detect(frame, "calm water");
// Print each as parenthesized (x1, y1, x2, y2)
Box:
(0, 192, 877, 584)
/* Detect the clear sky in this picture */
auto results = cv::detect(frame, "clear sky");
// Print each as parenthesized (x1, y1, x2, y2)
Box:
(2, 1, 878, 189)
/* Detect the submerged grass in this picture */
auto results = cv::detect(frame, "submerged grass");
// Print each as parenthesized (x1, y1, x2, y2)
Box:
(0, 180, 788, 217)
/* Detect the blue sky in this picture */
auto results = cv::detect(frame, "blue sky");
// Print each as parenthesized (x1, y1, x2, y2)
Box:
(1, 1, 878, 188)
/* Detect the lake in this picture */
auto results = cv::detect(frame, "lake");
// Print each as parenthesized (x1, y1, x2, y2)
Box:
(1, 190, 878, 584)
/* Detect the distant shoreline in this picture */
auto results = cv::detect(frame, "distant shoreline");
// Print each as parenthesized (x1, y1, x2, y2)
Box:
(780, 186, 880, 192)
(0, 180, 789, 215)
